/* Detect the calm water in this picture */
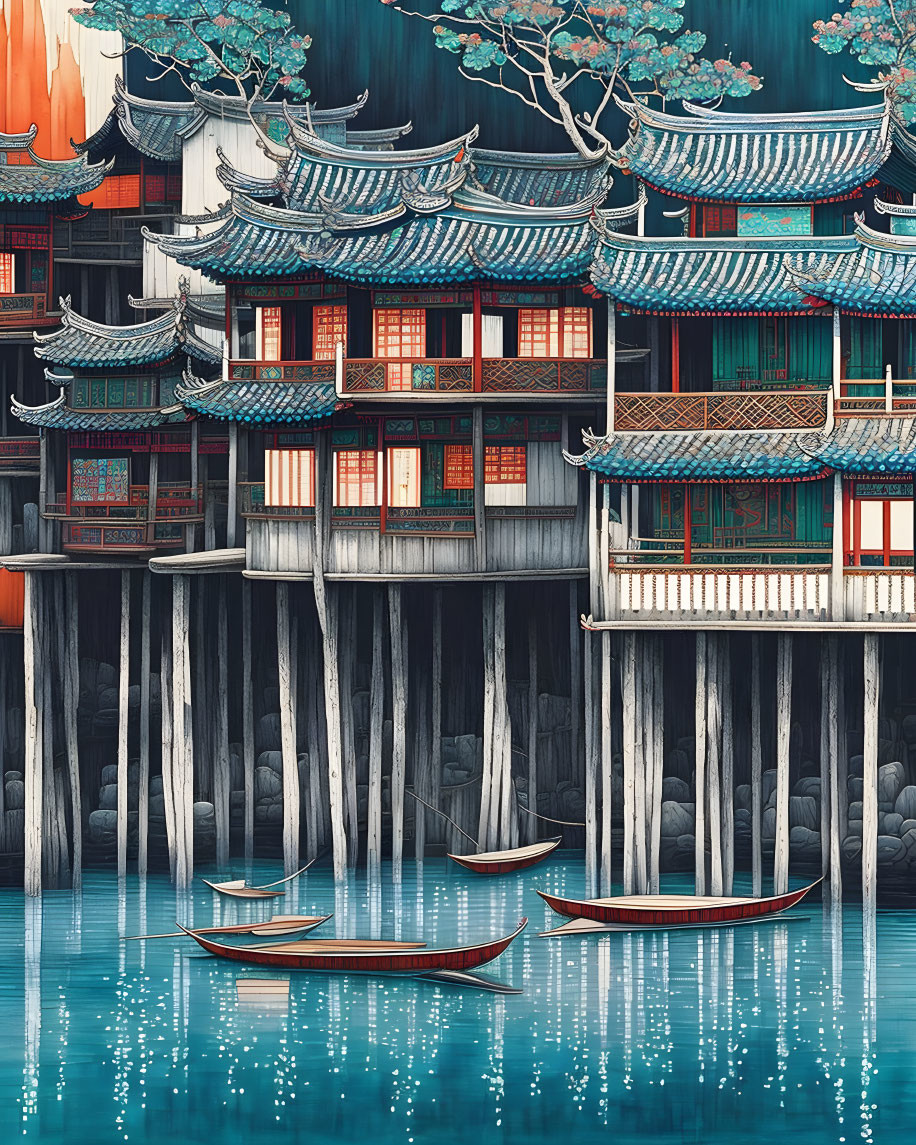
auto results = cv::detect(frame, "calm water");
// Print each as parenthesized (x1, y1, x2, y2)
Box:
(0, 857, 908, 1145)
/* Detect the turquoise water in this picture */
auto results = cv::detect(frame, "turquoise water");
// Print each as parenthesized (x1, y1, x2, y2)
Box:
(0, 857, 907, 1144)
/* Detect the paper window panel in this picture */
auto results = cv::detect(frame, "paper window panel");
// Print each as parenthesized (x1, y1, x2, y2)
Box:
(265, 449, 314, 507)
(313, 304, 347, 361)
(257, 306, 282, 361)
(860, 501, 884, 551)
(518, 309, 559, 358)
(0, 253, 14, 293)
(387, 363, 413, 390)
(388, 447, 421, 507)
(561, 307, 592, 358)
(373, 308, 426, 358)
(442, 444, 474, 490)
(891, 500, 914, 551)
(335, 450, 378, 507)
(485, 445, 526, 484)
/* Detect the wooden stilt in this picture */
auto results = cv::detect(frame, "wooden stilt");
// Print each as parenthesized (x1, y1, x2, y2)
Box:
(621, 630, 636, 895)
(171, 574, 193, 888)
(63, 574, 81, 890)
(160, 616, 176, 882)
(569, 581, 581, 806)
(241, 579, 254, 864)
(341, 588, 359, 868)
(312, 430, 346, 880)
(40, 584, 54, 884)
(584, 630, 597, 896)
(193, 583, 211, 802)
(819, 637, 831, 882)
(214, 576, 231, 869)
(750, 635, 762, 897)
(600, 630, 613, 895)
(720, 637, 734, 897)
(707, 634, 722, 897)
(774, 633, 793, 897)
(276, 583, 300, 876)
(526, 609, 538, 847)
(117, 570, 130, 880)
(304, 647, 320, 861)
(649, 635, 664, 895)
(862, 634, 880, 911)
(414, 639, 430, 862)
(367, 589, 384, 871)
(138, 570, 151, 876)
(430, 587, 443, 852)
(827, 636, 842, 905)
(494, 583, 513, 847)
(633, 636, 647, 894)
(388, 583, 407, 879)
(694, 631, 707, 896)
(479, 585, 495, 849)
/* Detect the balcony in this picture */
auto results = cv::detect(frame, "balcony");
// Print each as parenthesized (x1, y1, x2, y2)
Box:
(836, 378, 916, 415)
(46, 483, 203, 553)
(614, 389, 830, 433)
(229, 358, 608, 397)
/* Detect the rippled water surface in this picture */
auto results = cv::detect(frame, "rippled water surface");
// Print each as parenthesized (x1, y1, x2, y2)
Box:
(0, 857, 908, 1144)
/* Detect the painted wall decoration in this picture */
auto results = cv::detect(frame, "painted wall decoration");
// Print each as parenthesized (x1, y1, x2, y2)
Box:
(70, 456, 129, 503)
(737, 204, 813, 237)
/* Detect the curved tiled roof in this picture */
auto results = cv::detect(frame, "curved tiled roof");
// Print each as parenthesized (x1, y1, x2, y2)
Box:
(799, 418, 916, 473)
(175, 369, 343, 424)
(468, 146, 611, 207)
(0, 145, 111, 204)
(591, 231, 856, 314)
(11, 392, 187, 431)
(616, 97, 891, 202)
(791, 220, 916, 316)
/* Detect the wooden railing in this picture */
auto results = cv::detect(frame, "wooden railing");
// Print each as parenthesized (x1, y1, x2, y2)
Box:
(343, 359, 473, 393)
(614, 389, 830, 432)
(835, 378, 916, 414)
(228, 360, 336, 383)
(480, 359, 606, 393)
(45, 483, 202, 521)
(62, 522, 186, 551)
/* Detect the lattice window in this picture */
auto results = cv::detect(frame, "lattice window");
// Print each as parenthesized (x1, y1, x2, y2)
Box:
(484, 445, 526, 484)
(442, 444, 474, 490)
(519, 308, 558, 358)
(704, 205, 737, 235)
(374, 308, 425, 357)
(86, 175, 141, 209)
(265, 449, 314, 508)
(387, 447, 421, 507)
(561, 307, 592, 358)
(335, 450, 378, 507)
(257, 306, 282, 361)
(313, 304, 347, 361)
(0, 253, 14, 294)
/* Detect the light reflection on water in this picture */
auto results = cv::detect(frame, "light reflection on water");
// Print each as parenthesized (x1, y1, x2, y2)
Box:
(0, 858, 910, 1144)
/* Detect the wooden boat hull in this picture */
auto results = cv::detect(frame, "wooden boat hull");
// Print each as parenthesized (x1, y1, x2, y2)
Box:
(448, 838, 561, 875)
(201, 880, 285, 900)
(178, 918, 528, 975)
(537, 880, 820, 930)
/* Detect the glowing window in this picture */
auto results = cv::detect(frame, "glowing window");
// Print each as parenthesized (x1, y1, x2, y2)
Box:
(313, 304, 347, 361)
(265, 449, 314, 508)
(256, 306, 282, 361)
(335, 450, 378, 507)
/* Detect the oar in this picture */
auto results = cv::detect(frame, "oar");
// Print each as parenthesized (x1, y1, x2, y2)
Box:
(518, 805, 585, 827)
(252, 857, 316, 890)
(407, 789, 479, 850)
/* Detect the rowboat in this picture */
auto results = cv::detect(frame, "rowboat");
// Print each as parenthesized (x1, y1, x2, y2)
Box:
(201, 860, 314, 900)
(177, 917, 528, 976)
(122, 914, 332, 941)
(537, 879, 821, 934)
(448, 838, 561, 875)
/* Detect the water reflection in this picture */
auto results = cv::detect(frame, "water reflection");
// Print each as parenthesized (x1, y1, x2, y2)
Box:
(0, 864, 898, 1145)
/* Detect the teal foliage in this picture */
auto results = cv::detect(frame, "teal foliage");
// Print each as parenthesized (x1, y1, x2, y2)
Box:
(379, 0, 762, 149)
(71, 0, 310, 101)
(813, 1, 916, 123)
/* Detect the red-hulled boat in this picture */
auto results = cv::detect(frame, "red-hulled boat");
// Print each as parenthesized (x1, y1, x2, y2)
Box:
(177, 918, 528, 975)
(538, 880, 820, 934)
(448, 838, 561, 875)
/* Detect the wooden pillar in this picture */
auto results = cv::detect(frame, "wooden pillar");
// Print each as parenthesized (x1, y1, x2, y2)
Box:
(750, 635, 762, 897)
(241, 579, 254, 863)
(693, 632, 708, 894)
(707, 635, 722, 896)
(606, 300, 616, 434)
(227, 421, 238, 549)
(584, 630, 597, 895)
(160, 617, 176, 881)
(473, 405, 486, 571)
(526, 610, 538, 846)
(138, 570, 151, 876)
(587, 471, 598, 616)
(621, 630, 636, 894)
(430, 587, 443, 852)
(826, 635, 842, 904)
(479, 584, 495, 850)
(648, 635, 664, 895)
(862, 634, 880, 910)
(671, 319, 680, 393)
(472, 281, 482, 391)
(62, 574, 81, 889)
(276, 582, 300, 876)
(633, 638, 648, 894)
(831, 305, 842, 406)
(313, 429, 346, 880)
(23, 572, 41, 896)
(146, 452, 159, 546)
(494, 583, 513, 846)
(117, 571, 130, 879)
(774, 633, 792, 896)
(186, 421, 199, 553)
(171, 575, 193, 888)
(720, 637, 734, 896)
(832, 473, 845, 620)
(388, 583, 407, 879)
(367, 588, 384, 872)
(600, 630, 613, 895)
(341, 588, 359, 868)
(569, 581, 581, 809)
(214, 577, 231, 869)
